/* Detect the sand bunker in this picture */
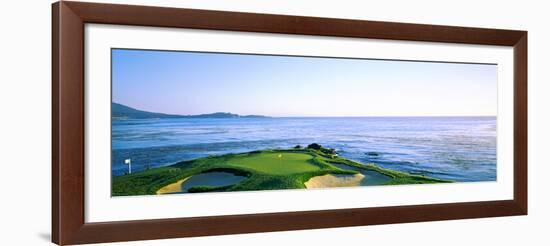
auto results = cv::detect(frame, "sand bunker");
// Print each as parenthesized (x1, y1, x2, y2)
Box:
(304, 173, 365, 189)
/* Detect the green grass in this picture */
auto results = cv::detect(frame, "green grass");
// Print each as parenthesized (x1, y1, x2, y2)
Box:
(112, 147, 451, 196)
(361, 163, 450, 185)
(324, 157, 451, 185)
(226, 152, 320, 175)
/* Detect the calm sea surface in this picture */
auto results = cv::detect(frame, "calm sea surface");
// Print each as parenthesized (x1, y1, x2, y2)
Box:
(112, 117, 496, 182)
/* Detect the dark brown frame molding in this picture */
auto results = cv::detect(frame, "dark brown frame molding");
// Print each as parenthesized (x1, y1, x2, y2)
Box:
(52, 1, 527, 245)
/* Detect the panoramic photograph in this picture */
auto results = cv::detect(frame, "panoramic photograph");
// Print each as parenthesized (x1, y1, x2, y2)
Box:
(111, 48, 497, 196)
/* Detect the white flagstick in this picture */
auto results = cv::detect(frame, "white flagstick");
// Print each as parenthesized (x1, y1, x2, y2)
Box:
(124, 158, 132, 174)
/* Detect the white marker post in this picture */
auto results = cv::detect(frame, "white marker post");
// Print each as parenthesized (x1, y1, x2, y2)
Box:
(124, 158, 132, 174)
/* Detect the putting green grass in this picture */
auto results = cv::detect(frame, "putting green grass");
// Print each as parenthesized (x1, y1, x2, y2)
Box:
(112, 146, 451, 196)
(226, 152, 320, 175)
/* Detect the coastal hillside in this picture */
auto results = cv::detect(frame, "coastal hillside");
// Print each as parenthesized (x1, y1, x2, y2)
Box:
(112, 102, 267, 119)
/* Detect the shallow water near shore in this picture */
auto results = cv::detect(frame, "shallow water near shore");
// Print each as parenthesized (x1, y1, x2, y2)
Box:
(158, 171, 247, 194)
(329, 163, 391, 185)
(112, 116, 496, 182)
(180, 172, 246, 193)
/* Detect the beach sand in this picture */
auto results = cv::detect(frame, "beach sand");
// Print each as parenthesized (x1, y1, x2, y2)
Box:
(304, 173, 365, 189)
(156, 177, 190, 195)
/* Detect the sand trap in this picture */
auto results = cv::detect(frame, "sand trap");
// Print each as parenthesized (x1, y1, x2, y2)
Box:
(305, 173, 365, 189)
(156, 177, 190, 195)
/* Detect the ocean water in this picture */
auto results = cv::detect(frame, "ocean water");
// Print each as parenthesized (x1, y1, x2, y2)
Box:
(112, 117, 496, 182)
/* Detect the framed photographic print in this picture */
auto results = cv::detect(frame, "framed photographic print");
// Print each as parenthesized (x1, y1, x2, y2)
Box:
(52, 1, 527, 245)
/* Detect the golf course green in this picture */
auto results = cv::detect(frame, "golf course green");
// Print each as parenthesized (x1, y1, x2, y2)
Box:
(112, 144, 450, 196)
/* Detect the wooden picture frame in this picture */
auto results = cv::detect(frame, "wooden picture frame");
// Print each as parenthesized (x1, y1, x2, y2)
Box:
(52, 1, 527, 245)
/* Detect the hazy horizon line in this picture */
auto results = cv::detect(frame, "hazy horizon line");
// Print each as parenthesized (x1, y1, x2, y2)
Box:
(114, 101, 496, 118)
(256, 115, 497, 118)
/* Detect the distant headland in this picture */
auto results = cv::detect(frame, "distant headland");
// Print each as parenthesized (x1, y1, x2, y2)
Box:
(112, 102, 269, 119)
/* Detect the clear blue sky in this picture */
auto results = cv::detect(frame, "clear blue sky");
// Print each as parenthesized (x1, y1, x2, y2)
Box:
(112, 49, 497, 117)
